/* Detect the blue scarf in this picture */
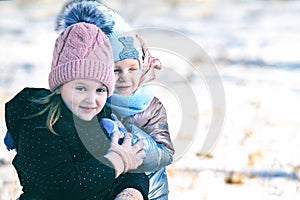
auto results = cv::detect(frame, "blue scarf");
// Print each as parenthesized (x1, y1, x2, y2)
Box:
(106, 85, 154, 118)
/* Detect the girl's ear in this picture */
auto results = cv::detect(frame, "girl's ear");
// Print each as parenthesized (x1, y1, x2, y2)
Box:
(55, 87, 62, 94)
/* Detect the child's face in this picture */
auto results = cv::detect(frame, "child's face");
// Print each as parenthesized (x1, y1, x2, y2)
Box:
(114, 58, 141, 96)
(59, 79, 108, 121)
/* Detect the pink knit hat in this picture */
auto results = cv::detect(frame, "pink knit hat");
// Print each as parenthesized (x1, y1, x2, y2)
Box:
(48, 22, 115, 96)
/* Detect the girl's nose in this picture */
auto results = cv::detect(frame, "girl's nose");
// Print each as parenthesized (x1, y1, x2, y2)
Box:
(118, 71, 129, 82)
(85, 92, 96, 103)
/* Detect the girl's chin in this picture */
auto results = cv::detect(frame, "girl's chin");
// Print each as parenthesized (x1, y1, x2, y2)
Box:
(78, 115, 94, 121)
(76, 112, 97, 121)
(115, 91, 132, 96)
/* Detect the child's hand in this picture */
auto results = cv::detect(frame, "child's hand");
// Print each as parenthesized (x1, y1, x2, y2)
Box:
(100, 113, 137, 145)
(105, 132, 145, 177)
(100, 118, 118, 135)
(110, 113, 128, 134)
(4, 131, 16, 151)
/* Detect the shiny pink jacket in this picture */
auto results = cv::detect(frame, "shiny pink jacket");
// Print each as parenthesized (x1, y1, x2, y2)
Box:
(123, 97, 175, 156)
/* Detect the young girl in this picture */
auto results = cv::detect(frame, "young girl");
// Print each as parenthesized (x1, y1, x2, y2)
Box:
(56, 1, 175, 199)
(5, 22, 149, 200)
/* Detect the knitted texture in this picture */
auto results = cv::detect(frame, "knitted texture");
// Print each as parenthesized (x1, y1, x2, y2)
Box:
(115, 188, 144, 200)
(48, 22, 115, 96)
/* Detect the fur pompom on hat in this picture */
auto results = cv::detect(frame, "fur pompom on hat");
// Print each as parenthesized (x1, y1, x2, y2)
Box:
(56, 0, 115, 35)
(55, 0, 140, 62)
(49, 22, 115, 96)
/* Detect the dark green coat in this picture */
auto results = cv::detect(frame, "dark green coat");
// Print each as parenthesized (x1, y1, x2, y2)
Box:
(5, 88, 149, 200)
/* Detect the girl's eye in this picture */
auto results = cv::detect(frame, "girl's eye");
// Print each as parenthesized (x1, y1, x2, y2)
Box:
(114, 69, 121, 73)
(75, 87, 86, 92)
(129, 67, 138, 71)
(96, 87, 107, 93)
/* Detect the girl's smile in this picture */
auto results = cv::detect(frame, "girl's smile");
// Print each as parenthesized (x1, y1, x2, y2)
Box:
(114, 58, 141, 96)
(59, 79, 108, 121)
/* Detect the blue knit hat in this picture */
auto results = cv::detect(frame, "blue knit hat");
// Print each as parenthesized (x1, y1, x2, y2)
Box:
(56, 0, 141, 62)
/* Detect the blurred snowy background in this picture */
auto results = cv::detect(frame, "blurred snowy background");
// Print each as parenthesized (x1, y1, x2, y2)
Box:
(1, 0, 300, 199)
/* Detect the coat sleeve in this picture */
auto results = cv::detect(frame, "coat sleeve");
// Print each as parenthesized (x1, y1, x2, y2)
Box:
(127, 124, 172, 173)
(127, 97, 175, 173)
(131, 97, 175, 156)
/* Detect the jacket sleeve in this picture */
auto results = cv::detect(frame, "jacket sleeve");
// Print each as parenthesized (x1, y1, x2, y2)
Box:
(127, 124, 172, 173)
(131, 97, 175, 156)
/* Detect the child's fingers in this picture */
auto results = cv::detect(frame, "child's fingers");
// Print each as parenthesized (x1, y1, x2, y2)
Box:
(111, 131, 121, 144)
(122, 133, 133, 145)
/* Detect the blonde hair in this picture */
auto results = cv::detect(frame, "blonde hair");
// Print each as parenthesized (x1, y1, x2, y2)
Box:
(26, 90, 62, 135)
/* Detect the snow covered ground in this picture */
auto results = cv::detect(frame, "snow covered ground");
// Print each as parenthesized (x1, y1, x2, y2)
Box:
(0, 0, 300, 199)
